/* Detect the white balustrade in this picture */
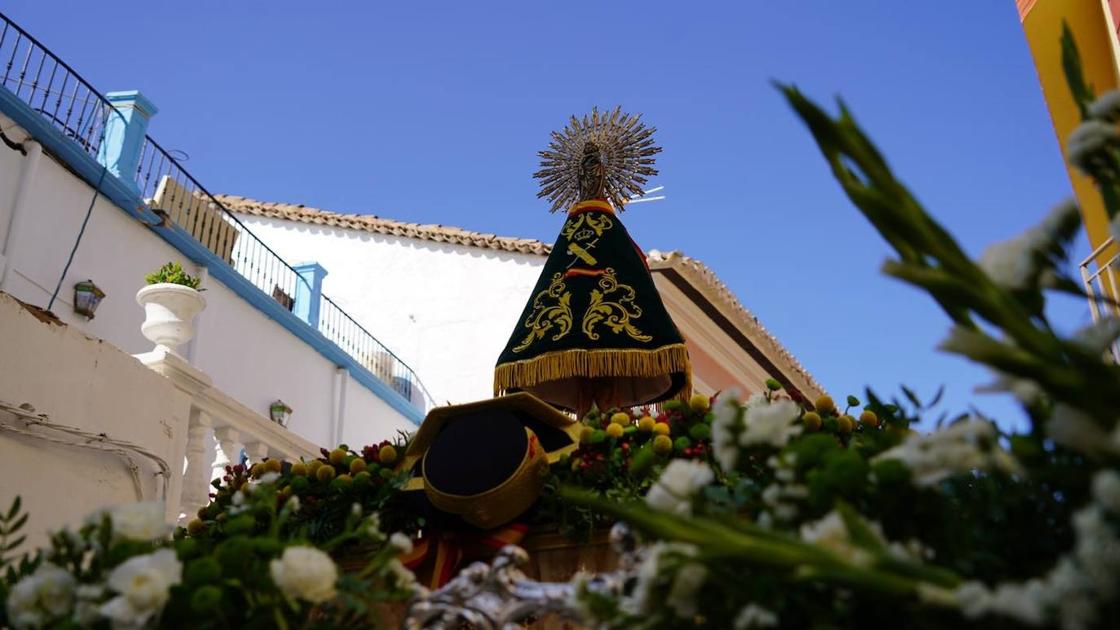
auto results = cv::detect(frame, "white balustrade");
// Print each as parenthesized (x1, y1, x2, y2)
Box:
(135, 346, 321, 522)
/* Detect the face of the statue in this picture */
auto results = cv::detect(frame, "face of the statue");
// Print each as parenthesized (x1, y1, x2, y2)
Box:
(578, 142, 606, 201)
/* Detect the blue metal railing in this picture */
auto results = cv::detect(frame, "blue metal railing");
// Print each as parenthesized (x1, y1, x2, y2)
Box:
(0, 11, 435, 412)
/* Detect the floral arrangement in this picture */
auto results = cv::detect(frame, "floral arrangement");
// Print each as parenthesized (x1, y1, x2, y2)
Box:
(143, 262, 201, 290)
(1, 479, 418, 629)
(188, 435, 420, 546)
(536, 394, 719, 538)
(559, 38, 1120, 630)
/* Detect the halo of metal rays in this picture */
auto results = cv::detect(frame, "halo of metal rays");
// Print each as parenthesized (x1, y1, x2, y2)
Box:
(534, 106, 662, 212)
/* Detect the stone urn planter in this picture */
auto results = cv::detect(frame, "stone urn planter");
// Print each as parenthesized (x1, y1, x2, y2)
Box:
(136, 283, 206, 354)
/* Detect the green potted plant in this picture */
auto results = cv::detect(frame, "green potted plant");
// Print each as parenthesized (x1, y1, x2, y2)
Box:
(136, 262, 206, 355)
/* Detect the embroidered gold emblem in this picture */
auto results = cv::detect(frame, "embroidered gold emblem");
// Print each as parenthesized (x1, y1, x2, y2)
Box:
(512, 273, 574, 353)
(582, 268, 653, 342)
(560, 212, 614, 242)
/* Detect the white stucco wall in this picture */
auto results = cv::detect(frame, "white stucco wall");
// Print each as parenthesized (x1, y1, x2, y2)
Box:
(0, 112, 415, 448)
(237, 217, 547, 405)
(0, 292, 189, 548)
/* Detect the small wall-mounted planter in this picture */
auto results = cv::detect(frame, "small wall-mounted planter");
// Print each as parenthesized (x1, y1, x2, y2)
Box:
(136, 283, 206, 354)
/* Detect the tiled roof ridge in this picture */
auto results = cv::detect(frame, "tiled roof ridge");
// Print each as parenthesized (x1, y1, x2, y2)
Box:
(215, 194, 552, 256)
(646, 250, 825, 396)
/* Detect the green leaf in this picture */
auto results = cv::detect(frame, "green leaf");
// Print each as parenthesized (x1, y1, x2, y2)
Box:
(5, 497, 20, 521)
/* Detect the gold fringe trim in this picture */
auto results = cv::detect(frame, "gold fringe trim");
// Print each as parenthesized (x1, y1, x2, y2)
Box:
(494, 343, 692, 401)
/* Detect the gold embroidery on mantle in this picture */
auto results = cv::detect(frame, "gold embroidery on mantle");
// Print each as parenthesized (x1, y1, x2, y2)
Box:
(512, 273, 573, 353)
(561, 212, 614, 242)
(582, 268, 652, 342)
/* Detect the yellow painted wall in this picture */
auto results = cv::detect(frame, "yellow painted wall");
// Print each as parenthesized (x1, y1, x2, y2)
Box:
(1020, 0, 1120, 258)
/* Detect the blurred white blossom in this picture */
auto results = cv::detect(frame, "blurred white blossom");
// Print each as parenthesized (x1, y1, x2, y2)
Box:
(6, 563, 76, 629)
(646, 460, 714, 516)
(100, 548, 182, 628)
(873, 418, 1022, 487)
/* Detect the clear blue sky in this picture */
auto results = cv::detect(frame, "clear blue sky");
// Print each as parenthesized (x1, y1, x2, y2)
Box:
(3, 2, 1088, 430)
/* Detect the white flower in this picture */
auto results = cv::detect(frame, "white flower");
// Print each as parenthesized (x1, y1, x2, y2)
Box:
(799, 511, 876, 567)
(711, 389, 744, 471)
(1068, 119, 1119, 172)
(739, 399, 801, 449)
(89, 502, 169, 542)
(385, 559, 417, 590)
(269, 546, 338, 604)
(283, 496, 301, 513)
(665, 563, 706, 619)
(978, 201, 1079, 289)
(646, 460, 714, 516)
(255, 471, 280, 486)
(99, 548, 181, 629)
(874, 418, 1022, 487)
(734, 603, 778, 629)
(979, 236, 1037, 290)
(621, 543, 697, 616)
(1047, 404, 1113, 457)
(6, 563, 76, 628)
(955, 579, 1046, 625)
(1092, 470, 1120, 515)
(364, 512, 384, 539)
(389, 532, 414, 555)
(228, 491, 249, 516)
(1089, 89, 1120, 121)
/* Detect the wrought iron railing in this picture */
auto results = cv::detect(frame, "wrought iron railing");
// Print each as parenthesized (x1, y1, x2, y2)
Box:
(0, 10, 435, 412)
(1079, 236, 1120, 363)
(0, 15, 119, 156)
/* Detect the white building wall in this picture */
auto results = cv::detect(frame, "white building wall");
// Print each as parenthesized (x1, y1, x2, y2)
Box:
(237, 217, 547, 405)
(0, 292, 189, 548)
(0, 112, 415, 447)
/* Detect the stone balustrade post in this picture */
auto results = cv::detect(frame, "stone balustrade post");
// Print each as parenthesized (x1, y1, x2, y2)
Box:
(178, 407, 213, 522)
(212, 426, 243, 485)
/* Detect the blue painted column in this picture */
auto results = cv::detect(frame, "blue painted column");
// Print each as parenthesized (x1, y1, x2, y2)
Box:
(293, 262, 328, 329)
(96, 90, 158, 194)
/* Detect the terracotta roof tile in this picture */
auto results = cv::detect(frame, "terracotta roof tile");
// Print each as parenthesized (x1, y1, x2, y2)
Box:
(215, 194, 552, 256)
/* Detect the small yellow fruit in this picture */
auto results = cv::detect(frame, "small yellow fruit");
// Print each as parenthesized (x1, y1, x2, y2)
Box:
(329, 449, 347, 465)
(689, 393, 710, 412)
(186, 518, 205, 536)
(606, 423, 624, 438)
(637, 416, 656, 432)
(316, 465, 336, 482)
(290, 462, 308, 477)
(264, 459, 282, 474)
(349, 458, 367, 474)
(837, 415, 855, 434)
(653, 422, 671, 436)
(652, 434, 673, 455)
(379, 445, 398, 465)
(815, 395, 837, 415)
(803, 411, 822, 431)
(306, 460, 323, 475)
(580, 426, 595, 443)
(249, 463, 263, 478)
(610, 412, 631, 426)
(335, 473, 353, 485)
(859, 410, 880, 428)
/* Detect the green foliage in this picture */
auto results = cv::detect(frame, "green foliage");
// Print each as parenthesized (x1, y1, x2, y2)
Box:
(559, 59, 1120, 629)
(0, 496, 28, 572)
(144, 261, 202, 289)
